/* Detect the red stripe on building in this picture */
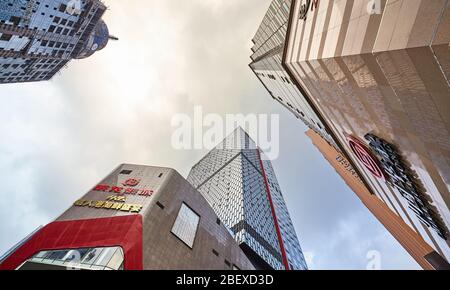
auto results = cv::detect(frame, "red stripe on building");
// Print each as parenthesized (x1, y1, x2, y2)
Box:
(257, 149, 290, 270)
(0, 215, 143, 270)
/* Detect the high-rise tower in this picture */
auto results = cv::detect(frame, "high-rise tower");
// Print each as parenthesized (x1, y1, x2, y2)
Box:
(187, 128, 307, 270)
(0, 0, 113, 84)
(251, 0, 450, 269)
(282, 0, 450, 266)
(249, 0, 335, 147)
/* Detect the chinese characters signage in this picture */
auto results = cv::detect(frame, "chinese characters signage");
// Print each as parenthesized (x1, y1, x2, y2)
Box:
(93, 182, 154, 197)
(74, 195, 143, 213)
(73, 178, 155, 214)
(362, 134, 448, 240)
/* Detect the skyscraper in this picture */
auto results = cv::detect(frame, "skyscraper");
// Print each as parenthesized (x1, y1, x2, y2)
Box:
(0, 0, 113, 84)
(251, 0, 450, 269)
(282, 0, 450, 265)
(187, 127, 307, 270)
(0, 164, 255, 270)
(249, 0, 335, 147)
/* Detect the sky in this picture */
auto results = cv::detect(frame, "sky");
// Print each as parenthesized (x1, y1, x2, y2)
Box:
(0, 0, 420, 270)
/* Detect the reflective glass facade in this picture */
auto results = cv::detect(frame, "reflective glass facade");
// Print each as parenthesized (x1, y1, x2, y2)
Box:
(0, 0, 110, 84)
(188, 128, 307, 270)
(283, 0, 450, 265)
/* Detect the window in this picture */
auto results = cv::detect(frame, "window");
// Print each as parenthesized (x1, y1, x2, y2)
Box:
(59, 4, 67, 12)
(9, 16, 21, 26)
(171, 203, 200, 248)
(16, 247, 124, 270)
(120, 170, 132, 175)
(0, 34, 13, 41)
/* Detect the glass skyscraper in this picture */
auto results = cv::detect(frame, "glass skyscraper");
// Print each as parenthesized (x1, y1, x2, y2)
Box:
(249, 0, 336, 148)
(187, 127, 307, 270)
(0, 0, 112, 84)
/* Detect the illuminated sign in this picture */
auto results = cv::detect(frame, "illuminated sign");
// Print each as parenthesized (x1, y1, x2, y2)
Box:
(364, 133, 448, 240)
(346, 135, 385, 180)
(299, 0, 319, 20)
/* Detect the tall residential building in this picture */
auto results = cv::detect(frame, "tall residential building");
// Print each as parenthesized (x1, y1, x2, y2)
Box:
(187, 127, 307, 270)
(0, 0, 113, 84)
(0, 164, 254, 270)
(280, 0, 450, 266)
(249, 0, 335, 147)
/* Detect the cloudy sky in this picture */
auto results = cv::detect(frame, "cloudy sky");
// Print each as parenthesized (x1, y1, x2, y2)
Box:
(0, 0, 419, 269)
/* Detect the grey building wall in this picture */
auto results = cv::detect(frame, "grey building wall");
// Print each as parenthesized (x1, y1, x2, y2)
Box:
(58, 164, 255, 270)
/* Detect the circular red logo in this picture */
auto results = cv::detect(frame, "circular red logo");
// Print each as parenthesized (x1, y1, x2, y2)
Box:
(346, 136, 385, 180)
(122, 178, 140, 187)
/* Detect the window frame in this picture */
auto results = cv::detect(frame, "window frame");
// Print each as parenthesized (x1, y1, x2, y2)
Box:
(170, 203, 201, 249)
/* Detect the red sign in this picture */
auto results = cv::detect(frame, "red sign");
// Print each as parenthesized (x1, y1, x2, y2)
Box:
(346, 135, 385, 181)
(122, 178, 140, 187)
(93, 184, 154, 197)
